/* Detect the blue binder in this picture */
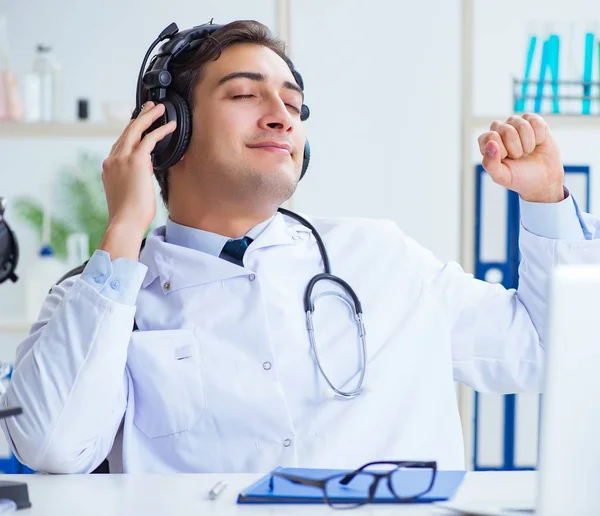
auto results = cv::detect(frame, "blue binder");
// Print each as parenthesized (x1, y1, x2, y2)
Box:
(237, 466, 466, 504)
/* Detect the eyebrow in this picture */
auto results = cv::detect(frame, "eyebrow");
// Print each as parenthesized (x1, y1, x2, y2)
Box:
(216, 71, 304, 100)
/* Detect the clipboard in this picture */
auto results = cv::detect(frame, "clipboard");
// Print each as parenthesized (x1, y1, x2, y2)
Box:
(237, 466, 466, 504)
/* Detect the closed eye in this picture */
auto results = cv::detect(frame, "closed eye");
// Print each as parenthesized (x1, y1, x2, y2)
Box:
(233, 95, 300, 112)
(232, 95, 301, 118)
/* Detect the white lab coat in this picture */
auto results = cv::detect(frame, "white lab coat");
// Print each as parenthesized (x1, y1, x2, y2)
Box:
(3, 210, 600, 474)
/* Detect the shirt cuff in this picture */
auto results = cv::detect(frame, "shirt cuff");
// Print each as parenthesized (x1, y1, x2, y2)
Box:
(519, 188, 586, 240)
(80, 250, 148, 306)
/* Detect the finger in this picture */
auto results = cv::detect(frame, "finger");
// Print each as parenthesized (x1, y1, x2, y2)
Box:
(490, 120, 523, 159)
(521, 113, 547, 146)
(137, 120, 177, 156)
(121, 102, 166, 154)
(481, 140, 512, 188)
(111, 119, 136, 154)
(506, 115, 536, 155)
(478, 131, 508, 160)
(112, 102, 154, 154)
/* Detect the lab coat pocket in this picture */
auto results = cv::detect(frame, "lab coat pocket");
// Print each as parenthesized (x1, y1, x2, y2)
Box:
(128, 329, 207, 438)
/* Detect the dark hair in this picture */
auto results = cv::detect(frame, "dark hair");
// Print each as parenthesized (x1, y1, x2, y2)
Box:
(152, 20, 292, 208)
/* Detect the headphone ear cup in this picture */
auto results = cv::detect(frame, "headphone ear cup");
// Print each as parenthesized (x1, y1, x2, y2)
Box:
(300, 139, 310, 180)
(300, 104, 310, 122)
(151, 91, 192, 171)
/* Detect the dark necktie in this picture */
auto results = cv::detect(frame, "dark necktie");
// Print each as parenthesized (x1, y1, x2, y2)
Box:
(219, 236, 253, 266)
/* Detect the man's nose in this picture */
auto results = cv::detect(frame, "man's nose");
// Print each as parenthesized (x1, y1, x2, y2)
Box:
(260, 99, 294, 132)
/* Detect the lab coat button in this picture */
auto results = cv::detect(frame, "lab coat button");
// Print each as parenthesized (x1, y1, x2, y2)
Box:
(110, 280, 120, 290)
(283, 439, 292, 447)
(93, 274, 105, 284)
(163, 281, 171, 292)
(263, 361, 272, 371)
(248, 274, 256, 281)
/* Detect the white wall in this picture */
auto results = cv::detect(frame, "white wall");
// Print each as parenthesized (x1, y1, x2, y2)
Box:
(291, 0, 462, 264)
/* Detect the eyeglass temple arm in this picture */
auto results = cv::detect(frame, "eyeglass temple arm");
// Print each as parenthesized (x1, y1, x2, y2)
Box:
(368, 478, 380, 500)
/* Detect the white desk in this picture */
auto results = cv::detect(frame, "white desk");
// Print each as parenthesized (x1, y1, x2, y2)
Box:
(0, 471, 536, 515)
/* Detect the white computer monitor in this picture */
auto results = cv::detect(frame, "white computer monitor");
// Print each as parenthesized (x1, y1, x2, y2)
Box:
(537, 264, 600, 515)
(436, 264, 600, 516)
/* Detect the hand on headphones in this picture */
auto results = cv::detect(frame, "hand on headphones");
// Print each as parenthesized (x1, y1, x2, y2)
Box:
(98, 101, 176, 260)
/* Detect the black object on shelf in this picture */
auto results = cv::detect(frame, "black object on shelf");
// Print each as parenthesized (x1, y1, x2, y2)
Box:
(77, 98, 89, 120)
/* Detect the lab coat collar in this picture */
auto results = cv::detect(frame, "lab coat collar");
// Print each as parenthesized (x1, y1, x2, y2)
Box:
(140, 212, 312, 292)
(248, 211, 312, 252)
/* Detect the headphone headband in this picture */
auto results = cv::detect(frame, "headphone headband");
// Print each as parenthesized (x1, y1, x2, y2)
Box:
(138, 21, 308, 116)
(160, 24, 223, 57)
(137, 23, 223, 110)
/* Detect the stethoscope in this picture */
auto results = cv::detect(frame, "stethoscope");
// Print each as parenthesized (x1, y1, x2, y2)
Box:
(278, 207, 367, 400)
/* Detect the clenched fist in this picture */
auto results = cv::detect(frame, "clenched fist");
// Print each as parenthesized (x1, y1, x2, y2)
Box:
(478, 114, 565, 203)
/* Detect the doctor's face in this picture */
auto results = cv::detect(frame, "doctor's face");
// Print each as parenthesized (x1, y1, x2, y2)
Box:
(183, 43, 306, 207)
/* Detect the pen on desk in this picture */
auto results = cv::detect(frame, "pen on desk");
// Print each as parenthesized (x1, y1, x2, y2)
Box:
(208, 480, 228, 500)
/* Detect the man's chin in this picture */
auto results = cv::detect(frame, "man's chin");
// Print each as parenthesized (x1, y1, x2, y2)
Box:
(240, 167, 298, 200)
(251, 165, 299, 182)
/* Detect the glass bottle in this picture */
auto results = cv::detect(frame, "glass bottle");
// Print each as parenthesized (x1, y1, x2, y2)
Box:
(0, 14, 22, 122)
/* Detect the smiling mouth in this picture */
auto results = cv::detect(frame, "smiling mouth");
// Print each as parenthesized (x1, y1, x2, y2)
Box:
(249, 146, 291, 155)
(247, 141, 293, 155)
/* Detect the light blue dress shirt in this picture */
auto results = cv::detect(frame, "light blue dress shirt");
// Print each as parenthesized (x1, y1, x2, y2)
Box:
(163, 216, 274, 256)
(79, 254, 148, 306)
(519, 189, 587, 240)
(78, 194, 587, 306)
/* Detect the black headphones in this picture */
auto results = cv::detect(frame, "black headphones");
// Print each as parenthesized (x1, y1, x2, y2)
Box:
(134, 21, 311, 179)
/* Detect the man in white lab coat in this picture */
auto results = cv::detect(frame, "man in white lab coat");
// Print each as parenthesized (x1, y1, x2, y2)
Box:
(2, 20, 599, 475)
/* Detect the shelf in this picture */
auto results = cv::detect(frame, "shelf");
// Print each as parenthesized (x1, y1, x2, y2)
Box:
(472, 114, 600, 129)
(0, 121, 126, 138)
(0, 321, 33, 332)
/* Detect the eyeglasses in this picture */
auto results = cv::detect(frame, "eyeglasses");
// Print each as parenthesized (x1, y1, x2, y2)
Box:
(269, 460, 438, 509)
